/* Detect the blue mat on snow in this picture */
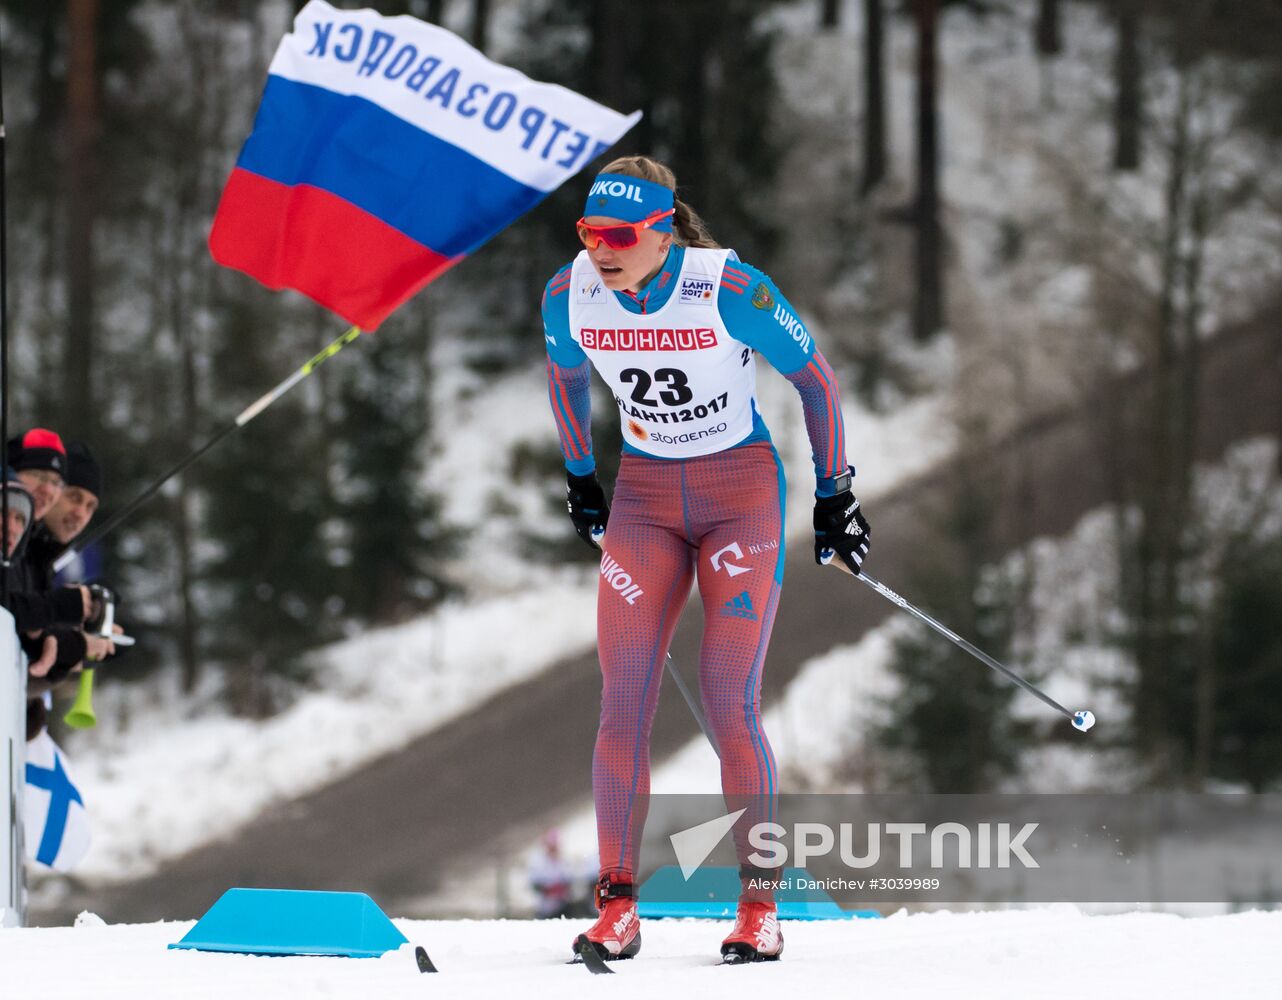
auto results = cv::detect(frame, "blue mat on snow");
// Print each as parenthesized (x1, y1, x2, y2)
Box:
(169, 888, 408, 957)
(638, 866, 881, 920)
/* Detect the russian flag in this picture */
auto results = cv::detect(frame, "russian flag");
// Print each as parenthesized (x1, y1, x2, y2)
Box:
(210, 1, 639, 331)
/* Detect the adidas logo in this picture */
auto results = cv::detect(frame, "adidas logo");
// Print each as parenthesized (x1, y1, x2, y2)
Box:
(720, 591, 758, 621)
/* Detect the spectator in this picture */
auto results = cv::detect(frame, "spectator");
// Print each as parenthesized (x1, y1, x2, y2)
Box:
(28, 441, 103, 589)
(1, 472, 57, 697)
(6, 427, 66, 522)
(41, 441, 101, 549)
(2, 430, 93, 634)
(0, 436, 114, 738)
(528, 829, 594, 919)
(2, 468, 34, 563)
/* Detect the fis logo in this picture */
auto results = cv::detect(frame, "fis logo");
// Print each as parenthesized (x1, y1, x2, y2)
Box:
(579, 280, 603, 301)
(679, 276, 715, 303)
(721, 591, 758, 621)
(600, 553, 644, 605)
(773, 305, 812, 354)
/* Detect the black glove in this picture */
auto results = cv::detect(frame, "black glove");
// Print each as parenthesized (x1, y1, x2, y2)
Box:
(566, 472, 609, 550)
(813, 477, 871, 574)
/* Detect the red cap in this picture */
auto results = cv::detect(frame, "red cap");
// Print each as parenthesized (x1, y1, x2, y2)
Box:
(8, 427, 67, 477)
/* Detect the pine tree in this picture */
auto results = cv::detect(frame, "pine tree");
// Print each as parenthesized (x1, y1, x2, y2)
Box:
(1208, 530, 1282, 792)
(332, 316, 456, 621)
(877, 466, 1032, 792)
(198, 297, 343, 717)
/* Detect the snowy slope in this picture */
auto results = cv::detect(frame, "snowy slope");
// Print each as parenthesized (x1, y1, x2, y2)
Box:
(58, 578, 598, 883)
(4, 908, 1281, 999)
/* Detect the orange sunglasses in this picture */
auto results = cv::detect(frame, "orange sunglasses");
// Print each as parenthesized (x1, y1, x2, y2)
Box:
(575, 209, 675, 250)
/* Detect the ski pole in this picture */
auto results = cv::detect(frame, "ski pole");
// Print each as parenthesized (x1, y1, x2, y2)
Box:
(821, 548, 1096, 732)
(1, 35, 11, 600)
(54, 325, 364, 573)
(665, 653, 718, 757)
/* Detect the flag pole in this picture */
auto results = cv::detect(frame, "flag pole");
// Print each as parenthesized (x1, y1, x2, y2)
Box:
(53, 325, 364, 572)
(1, 23, 11, 597)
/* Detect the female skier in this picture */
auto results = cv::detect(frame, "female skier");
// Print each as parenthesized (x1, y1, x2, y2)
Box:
(542, 156, 871, 964)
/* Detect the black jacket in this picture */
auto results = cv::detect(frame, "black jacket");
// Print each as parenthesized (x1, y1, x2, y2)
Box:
(1, 560, 83, 632)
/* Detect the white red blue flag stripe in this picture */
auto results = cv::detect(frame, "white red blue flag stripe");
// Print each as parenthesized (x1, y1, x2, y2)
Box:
(210, 1, 640, 331)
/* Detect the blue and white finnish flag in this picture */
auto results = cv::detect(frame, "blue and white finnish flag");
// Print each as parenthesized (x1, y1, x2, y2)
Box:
(24, 731, 91, 871)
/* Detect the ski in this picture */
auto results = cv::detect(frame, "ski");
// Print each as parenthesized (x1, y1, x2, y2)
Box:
(572, 935, 616, 974)
(415, 945, 438, 974)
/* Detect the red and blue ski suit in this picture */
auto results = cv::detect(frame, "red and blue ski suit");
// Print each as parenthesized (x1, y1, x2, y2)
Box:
(542, 244, 851, 879)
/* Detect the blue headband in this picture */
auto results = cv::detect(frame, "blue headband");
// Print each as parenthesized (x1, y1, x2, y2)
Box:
(583, 173, 674, 232)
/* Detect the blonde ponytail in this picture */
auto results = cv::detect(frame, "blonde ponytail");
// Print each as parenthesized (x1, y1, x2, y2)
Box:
(671, 197, 719, 249)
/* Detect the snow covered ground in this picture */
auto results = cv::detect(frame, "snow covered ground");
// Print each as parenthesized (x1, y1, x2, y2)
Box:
(5, 908, 1281, 999)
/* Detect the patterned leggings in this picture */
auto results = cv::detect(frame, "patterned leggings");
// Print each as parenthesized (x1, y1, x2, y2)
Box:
(593, 442, 785, 878)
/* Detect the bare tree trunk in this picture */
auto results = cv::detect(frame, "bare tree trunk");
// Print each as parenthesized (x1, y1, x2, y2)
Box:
(913, 0, 944, 340)
(426, 0, 446, 24)
(471, 0, 489, 53)
(861, 0, 887, 195)
(1035, 0, 1062, 56)
(681, 18, 708, 200)
(1135, 68, 1197, 783)
(821, 0, 840, 29)
(1114, 0, 1142, 171)
(64, 0, 99, 436)
(1277, 323, 1282, 475)
(589, 0, 638, 152)
(171, 10, 199, 695)
(1181, 114, 1211, 788)
(33, 3, 60, 390)
(172, 229, 201, 694)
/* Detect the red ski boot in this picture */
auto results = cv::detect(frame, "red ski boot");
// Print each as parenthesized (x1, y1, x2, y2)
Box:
(572, 872, 641, 964)
(720, 900, 784, 964)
